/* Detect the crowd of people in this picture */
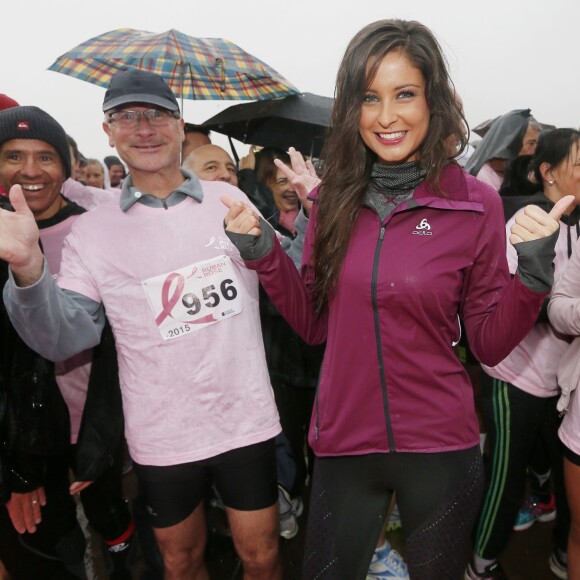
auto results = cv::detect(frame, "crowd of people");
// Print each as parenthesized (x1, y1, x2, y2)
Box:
(0, 17, 579, 580)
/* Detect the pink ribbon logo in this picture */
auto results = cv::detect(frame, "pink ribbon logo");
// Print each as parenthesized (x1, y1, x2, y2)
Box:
(155, 273, 185, 326)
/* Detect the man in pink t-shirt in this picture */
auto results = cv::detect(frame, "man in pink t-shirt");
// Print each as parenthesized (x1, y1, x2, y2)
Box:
(0, 71, 283, 579)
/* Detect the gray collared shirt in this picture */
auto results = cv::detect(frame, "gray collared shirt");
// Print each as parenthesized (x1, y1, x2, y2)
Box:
(119, 168, 203, 212)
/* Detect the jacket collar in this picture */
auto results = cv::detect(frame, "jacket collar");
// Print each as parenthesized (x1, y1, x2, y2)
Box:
(119, 168, 204, 212)
(309, 163, 485, 214)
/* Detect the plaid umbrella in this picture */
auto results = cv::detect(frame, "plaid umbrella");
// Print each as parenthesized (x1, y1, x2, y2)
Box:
(48, 28, 299, 105)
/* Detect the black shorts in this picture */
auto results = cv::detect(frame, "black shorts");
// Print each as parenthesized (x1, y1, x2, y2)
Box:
(563, 442, 580, 467)
(133, 438, 278, 528)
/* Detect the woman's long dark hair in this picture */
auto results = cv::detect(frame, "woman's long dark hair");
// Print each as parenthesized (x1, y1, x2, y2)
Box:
(313, 19, 467, 312)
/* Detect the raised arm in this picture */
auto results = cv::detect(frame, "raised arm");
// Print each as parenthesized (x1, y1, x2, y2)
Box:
(464, 194, 574, 365)
(222, 195, 326, 344)
(273, 147, 319, 216)
(3, 266, 105, 361)
(1, 186, 105, 360)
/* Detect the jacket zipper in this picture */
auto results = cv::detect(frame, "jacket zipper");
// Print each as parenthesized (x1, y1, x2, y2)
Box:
(372, 225, 395, 451)
(314, 377, 320, 440)
(314, 395, 319, 439)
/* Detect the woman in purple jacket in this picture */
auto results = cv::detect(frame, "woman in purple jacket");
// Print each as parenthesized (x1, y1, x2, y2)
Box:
(222, 19, 571, 580)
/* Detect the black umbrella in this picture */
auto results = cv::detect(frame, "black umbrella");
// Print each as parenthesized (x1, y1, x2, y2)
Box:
(202, 92, 333, 158)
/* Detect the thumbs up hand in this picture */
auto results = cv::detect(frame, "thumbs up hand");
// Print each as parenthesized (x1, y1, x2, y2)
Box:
(510, 195, 575, 245)
(0, 185, 44, 286)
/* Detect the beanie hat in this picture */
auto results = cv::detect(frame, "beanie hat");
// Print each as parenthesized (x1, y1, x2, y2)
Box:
(0, 106, 71, 178)
(103, 69, 179, 113)
(0, 94, 19, 111)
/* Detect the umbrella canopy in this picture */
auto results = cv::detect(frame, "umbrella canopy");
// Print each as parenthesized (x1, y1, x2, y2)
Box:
(202, 92, 333, 158)
(48, 28, 299, 104)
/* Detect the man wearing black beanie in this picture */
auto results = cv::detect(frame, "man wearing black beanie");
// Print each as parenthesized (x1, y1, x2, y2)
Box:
(0, 106, 71, 220)
(0, 105, 134, 579)
(0, 106, 72, 175)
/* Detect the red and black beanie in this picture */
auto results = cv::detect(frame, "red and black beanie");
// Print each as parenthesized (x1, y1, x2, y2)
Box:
(0, 106, 72, 178)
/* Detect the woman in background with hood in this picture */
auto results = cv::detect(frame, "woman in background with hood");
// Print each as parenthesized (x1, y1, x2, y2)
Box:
(466, 109, 542, 190)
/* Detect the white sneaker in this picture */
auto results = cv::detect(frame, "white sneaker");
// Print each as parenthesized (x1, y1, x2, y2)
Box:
(549, 551, 568, 579)
(279, 510, 299, 540)
(292, 496, 304, 518)
(278, 484, 299, 540)
(367, 541, 410, 580)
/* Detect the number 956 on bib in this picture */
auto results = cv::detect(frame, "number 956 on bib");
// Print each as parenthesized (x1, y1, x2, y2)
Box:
(142, 255, 243, 341)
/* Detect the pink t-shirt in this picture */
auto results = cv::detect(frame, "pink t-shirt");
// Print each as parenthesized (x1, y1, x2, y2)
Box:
(39, 212, 92, 444)
(62, 178, 117, 211)
(475, 163, 503, 192)
(548, 237, 580, 455)
(482, 208, 578, 397)
(561, 380, 580, 455)
(57, 182, 280, 466)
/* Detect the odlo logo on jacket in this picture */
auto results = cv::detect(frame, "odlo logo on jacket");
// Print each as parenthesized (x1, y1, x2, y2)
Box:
(412, 218, 432, 236)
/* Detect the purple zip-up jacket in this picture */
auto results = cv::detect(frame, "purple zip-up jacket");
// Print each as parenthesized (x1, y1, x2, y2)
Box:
(246, 164, 547, 456)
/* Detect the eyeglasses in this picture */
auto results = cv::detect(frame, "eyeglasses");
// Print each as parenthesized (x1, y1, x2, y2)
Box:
(107, 109, 180, 128)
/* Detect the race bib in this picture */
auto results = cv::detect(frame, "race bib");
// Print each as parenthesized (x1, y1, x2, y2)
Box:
(142, 255, 243, 341)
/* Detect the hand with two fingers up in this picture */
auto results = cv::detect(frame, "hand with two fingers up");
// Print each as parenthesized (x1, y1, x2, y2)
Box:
(273, 147, 320, 215)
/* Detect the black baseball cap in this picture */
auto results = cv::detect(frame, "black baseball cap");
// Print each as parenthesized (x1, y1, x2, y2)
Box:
(103, 70, 180, 113)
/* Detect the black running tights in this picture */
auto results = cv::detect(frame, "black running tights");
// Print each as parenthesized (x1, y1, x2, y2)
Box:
(303, 445, 483, 580)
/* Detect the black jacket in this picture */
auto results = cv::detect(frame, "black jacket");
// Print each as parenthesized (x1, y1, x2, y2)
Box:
(0, 198, 123, 504)
(238, 169, 325, 387)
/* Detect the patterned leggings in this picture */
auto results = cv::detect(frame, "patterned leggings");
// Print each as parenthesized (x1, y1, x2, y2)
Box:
(303, 446, 483, 580)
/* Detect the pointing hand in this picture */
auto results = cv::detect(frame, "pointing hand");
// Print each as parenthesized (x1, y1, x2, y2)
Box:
(221, 195, 262, 236)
